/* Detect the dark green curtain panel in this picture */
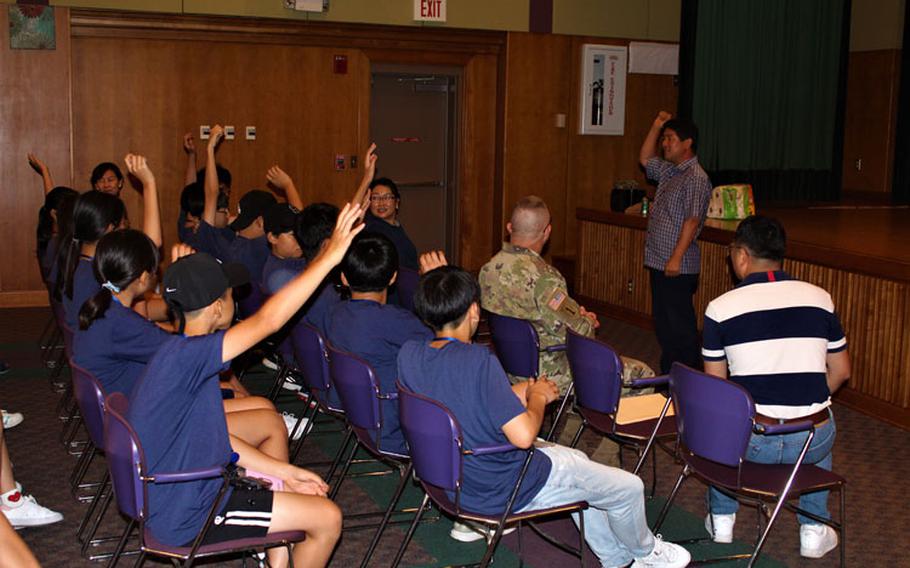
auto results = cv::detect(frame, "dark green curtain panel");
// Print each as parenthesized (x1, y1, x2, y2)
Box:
(690, 0, 847, 202)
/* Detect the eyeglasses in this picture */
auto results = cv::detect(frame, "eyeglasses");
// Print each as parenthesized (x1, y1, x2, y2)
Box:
(370, 194, 397, 202)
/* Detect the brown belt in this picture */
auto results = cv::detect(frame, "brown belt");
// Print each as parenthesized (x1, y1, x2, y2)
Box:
(754, 409, 830, 427)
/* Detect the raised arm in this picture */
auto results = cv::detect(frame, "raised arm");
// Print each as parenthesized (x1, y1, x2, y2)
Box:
(182, 132, 197, 186)
(351, 143, 377, 215)
(27, 153, 54, 194)
(266, 166, 304, 211)
(639, 110, 671, 168)
(501, 377, 559, 448)
(203, 125, 225, 226)
(124, 154, 162, 248)
(222, 202, 364, 362)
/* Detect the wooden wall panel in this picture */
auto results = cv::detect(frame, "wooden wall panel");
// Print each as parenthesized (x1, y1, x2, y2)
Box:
(500, 33, 678, 260)
(71, 37, 368, 257)
(577, 214, 910, 427)
(0, 7, 72, 302)
(841, 49, 901, 193)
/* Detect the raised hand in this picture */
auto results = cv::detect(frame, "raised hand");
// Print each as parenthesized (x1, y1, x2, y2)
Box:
(266, 165, 293, 190)
(208, 125, 225, 151)
(124, 154, 155, 186)
(183, 132, 196, 154)
(170, 243, 195, 263)
(419, 250, 448, 274)
(654, 110, 672, 128)
(318, 202, 365, 266)
(363, 143, 378, 179)
(27, 153, 48, 175)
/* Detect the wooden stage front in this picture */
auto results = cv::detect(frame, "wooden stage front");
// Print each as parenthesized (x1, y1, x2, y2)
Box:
(574, 205, 910, 429)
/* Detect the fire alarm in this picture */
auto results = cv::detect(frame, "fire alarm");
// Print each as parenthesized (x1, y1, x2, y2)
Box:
(333, 55, 348, 74)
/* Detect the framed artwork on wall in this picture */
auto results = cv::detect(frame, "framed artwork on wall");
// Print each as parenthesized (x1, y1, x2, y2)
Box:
(579, 44, 627, 135)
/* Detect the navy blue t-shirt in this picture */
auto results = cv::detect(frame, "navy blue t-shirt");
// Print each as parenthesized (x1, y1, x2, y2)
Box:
(262, 254, 309, 295)
(41, 235, 60, 283)
(187, 221, 269, 283)
(64, 257, 100, 331)
(127, 331, 233, 546)
(73, 299, 173, 396)
(328, 299, 432, 453)
(364, 212, 419, 271)
(397, 340, 551, 515)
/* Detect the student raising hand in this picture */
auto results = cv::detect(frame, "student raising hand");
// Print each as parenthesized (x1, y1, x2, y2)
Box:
(312, 201, 366, 268)
(124, 154, 162, 248)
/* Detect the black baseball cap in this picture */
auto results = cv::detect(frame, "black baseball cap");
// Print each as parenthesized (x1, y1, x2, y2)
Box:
(163, 253, 250, 312)
(263, 203, 298, 235)
(230, 190, 277, 231)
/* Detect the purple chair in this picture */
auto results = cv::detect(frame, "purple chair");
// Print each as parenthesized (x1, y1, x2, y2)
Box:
(70, 363, 117, 558)
(392, 381, 589, 568)
(395, 266, 420, 312)
(102, 392, 306, 568)
(565, 329, 676, 495)
(652, 364, 846, 567)
(486, 312, 570, 440)
(326, 346, 414, 568)
(288, 323, 352, 477)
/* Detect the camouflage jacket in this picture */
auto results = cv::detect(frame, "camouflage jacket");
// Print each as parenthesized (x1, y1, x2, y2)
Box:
(479, 243, 595, 392)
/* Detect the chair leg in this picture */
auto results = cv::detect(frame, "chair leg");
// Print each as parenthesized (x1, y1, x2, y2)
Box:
(132, 550, 147, 568)
(71, 444, 97, 494)
(106, 518, 136, 568)
(359, 462, 413, 568)
(390, 493, 429, 568)
(81, 486, 115, 557)
(839, 485, 846, 568)
(328, 438, 359, 501)
(545, 390, 574, 441)
(653, 466, 688, 532)
(78, 471, 108, 543)
(578, 506, 585, 568)
(569, 422, 587, 449)
(289, 402, 317, 463)
(323, 428, 354, 486)
(649, 446, 658, 498)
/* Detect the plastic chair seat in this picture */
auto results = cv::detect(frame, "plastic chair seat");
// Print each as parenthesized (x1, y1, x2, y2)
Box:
(142, 529, 306, 558)
(577, 407, 677, 441)
(682, 451, 846, 498)
(423, 484, 587, 525)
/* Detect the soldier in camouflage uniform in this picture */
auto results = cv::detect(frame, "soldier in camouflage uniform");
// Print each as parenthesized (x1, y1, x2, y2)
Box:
(480, 196, 653, 394)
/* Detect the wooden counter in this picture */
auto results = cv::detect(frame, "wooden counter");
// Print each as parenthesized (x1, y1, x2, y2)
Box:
(575, 207, 910, 429)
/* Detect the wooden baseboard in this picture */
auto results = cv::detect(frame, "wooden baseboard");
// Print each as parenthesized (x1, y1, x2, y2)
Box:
(0, 290, 49, 308)
(834, 387, 910, 431)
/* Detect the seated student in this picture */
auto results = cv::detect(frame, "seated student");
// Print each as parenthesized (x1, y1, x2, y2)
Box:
(326, 233, 433, 452)
(90, 162, 125, 196)
(56, 155, 162, 330)
(75, 230, 298, 451)
(177, 182, 232, 246)
(397, 266, 691, 568)
(127, 202, 362, 567)
(178, 132, 233, 243)
(261, 203, 306, 295)
(0, 414, 62, 529)
(37, 187, 78, 284)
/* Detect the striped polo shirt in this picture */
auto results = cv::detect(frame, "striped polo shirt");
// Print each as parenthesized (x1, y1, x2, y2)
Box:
(702, 270, 847, 419)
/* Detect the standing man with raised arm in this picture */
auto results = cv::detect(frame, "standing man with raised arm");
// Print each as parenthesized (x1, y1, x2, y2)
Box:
(639, 111, 712, 374)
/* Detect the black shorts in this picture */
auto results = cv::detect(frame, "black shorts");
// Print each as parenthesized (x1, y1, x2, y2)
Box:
(184, 487, 274, 547)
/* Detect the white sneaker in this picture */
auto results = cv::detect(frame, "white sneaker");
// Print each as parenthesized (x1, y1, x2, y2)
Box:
(1, 491, 63, 528)
(282, 412, 307, 441)
(800, 524, 838, 559)
(631, 535, 691, 568)
(1, 410, 23, 430)
(449, 520, 516, 543)
(281, 374, 303, 392)
(262, 357, 279, 371)
(704, 513, 735, 544)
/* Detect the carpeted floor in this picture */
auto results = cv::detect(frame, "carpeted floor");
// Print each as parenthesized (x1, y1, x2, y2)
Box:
(1, 307, 906, 567)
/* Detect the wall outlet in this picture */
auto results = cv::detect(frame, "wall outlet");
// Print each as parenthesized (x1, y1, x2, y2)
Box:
(200, 125, 211, 140)
(224, 126, 235, 140)
(245, 126, 256, 140)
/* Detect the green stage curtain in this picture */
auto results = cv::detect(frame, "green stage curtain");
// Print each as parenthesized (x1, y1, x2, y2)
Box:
(684, 0, 849, 204)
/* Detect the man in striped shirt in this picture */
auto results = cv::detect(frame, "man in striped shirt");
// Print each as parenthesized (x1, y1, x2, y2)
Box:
(701, 215, 850, 560)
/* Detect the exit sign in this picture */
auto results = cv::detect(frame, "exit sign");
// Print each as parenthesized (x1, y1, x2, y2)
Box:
(414, 0, 446, 22)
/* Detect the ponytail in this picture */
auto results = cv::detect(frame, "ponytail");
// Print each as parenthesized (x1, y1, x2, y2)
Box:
(55, 236, 80, 302)
(79, 288, 113, 330)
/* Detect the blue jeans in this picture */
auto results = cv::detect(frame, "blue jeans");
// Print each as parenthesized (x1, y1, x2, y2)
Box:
(709, 411, 836, 525)
(516, 444, 655, 568)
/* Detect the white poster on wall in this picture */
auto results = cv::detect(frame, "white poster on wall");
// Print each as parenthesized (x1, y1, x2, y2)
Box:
(579, 44, 627, 135)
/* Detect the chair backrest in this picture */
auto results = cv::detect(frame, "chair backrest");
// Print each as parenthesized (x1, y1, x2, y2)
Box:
(103, 393, 146, 523)
(61, 322, 75, 363)
(486, 312, 540, 379)
(71, 362, 108, 448)
(396, 267, 420, 312)
(327, 346, 382, 450)
(566, 329, 622, 415)
(397, 382, 462, 493)
(290, 322, 334, 395)
(669, 363, 754, 467)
